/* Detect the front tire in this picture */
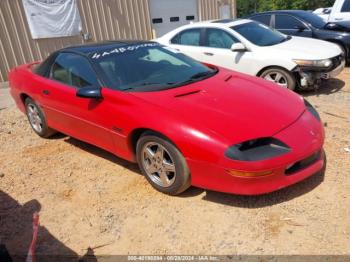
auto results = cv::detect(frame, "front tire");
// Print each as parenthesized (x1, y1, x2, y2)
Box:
(25, 98, 56, 138)
(260, 67, 296, 91)
(136, 132, 191, 195)
(334, 42, 347, 58)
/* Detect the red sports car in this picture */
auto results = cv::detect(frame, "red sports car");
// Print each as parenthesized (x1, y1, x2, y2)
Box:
(9, 41, 325, 195)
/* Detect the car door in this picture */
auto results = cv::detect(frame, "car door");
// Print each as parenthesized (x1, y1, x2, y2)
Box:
(168, 28, 207, 62)
(198, 27, 254, 74)
(274, 14, 313, 37)
(39, 52, 117, 153)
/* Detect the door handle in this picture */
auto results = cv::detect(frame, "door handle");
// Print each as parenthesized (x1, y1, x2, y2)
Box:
(204, 52, 214, 56)
(42, 90, 50, 95)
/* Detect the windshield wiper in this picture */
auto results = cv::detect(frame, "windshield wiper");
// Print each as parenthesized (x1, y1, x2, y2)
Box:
(190, 69, 218, 79)
(122, 69, 218, 91)
(189, 71, 214, 79)
(169, 69, 218, 88)
(122, 82, 175, 91)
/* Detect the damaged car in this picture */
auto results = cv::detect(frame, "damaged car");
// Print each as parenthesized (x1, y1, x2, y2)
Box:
(157, 19, 345, 90)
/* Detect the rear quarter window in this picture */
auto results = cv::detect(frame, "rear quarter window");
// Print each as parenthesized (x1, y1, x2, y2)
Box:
(171, 28, 201, 46)
(250, 15, 271, 26)
(35, 52, 58, 77)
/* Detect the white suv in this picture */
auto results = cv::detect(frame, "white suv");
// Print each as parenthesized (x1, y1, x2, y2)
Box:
(157, 19, 345, 90)
(315, 0, 350, 22)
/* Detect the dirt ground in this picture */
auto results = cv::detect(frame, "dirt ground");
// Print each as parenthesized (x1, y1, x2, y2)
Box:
(0, 69, 350, 258)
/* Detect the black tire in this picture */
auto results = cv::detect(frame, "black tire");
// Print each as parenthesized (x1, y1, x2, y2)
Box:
(333, 42, 348, 65)
(25, 98, 56, 138)
(260, 67, 296, 91)
(136, 132, 191, 195)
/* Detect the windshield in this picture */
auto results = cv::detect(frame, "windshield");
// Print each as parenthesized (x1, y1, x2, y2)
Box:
(89, 43, 217, 92)
(295, 11, 327, 29)
(231, 22, 288, 46)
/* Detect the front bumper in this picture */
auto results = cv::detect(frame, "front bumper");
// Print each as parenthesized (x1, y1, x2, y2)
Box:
(188, 150, 324, 195)
(187, 111, 325, 195)
(327, 59, 346, 78)
(295, 55, 345, 89)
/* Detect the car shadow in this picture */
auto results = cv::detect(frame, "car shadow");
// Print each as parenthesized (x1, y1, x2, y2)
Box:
(0, 191, 98, 262)
(48, 132, 68, 140)
(63, 136, 326, 208)
(299, 78, 345, 97)
(63, 137, 141, 174)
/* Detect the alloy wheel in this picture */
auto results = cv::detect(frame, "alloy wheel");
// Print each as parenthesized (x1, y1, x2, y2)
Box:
(141, 142, 176, 187)
(27, 103, 43, 133)
(263, 72, 288, 88)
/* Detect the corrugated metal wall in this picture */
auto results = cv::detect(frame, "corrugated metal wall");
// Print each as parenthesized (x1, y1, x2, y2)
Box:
(199, 0, 220, 20)
(199, 0, 236, 20)
(0, 0, 234, 82)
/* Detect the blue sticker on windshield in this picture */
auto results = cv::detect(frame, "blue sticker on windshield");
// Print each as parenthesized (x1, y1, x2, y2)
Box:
(90, 43, 160, 59)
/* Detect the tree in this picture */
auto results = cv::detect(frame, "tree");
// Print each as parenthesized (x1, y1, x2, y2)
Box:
(237, 0, 336, 17)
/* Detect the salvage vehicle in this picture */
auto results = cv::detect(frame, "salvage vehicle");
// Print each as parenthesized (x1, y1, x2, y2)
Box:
(247, 10, 350, 61)
(9, 41, 325, 196)
(156, 19, 344, 90)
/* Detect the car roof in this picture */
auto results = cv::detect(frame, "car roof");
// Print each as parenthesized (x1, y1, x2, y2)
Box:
(60, 40, 153, 55)
(182, 19, 252, 28)
(250, 10, 311, 16)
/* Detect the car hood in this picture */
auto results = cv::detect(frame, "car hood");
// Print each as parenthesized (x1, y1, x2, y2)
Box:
(270, 36, 341, 59)
(131, 70, 305, 143)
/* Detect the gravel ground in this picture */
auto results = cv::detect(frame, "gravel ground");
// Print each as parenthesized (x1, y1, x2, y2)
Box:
(0, 69, 349, 258)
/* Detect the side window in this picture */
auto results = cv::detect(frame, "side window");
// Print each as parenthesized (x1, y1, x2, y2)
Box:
(251, 15, 271, 26)
(205, 28, 239, 49)
(50, 53, 99, 88)
(341, 0, 350, 12)
(171, 29, 201, 46)
(275, 14, 305, 29)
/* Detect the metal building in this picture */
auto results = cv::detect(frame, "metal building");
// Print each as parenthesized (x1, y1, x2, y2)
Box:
(0, 0, 236, 82)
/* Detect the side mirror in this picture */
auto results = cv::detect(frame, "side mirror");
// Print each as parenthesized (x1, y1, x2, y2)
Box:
(294, 25, 307, 32)
(231, 43, 247, 52)
(76, 86, 102, 99)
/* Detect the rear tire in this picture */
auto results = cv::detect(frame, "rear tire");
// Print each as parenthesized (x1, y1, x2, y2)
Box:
(25, 98, 56, 138)
(136, 132, 191, 195)
(260, 67, 296, 91)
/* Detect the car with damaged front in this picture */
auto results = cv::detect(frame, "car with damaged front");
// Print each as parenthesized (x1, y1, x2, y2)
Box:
(157, 19, 345, 90)
(9, 41, 325, 196)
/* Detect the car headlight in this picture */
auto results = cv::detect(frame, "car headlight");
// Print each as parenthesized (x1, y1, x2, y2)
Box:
(304, 99, 321, 121)
(293, 59, 333, 68)
(225, 137, 290, 162)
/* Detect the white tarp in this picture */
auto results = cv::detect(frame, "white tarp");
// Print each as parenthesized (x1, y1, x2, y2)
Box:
(22, 0, 82, 39)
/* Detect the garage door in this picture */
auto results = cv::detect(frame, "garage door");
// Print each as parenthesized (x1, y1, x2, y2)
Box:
(149, 0, 198, 38)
